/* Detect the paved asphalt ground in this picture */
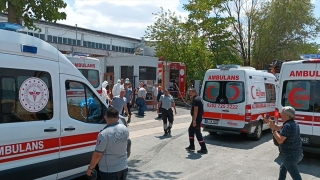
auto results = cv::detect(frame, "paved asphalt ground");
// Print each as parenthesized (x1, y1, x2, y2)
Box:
(75, 107, 320, 180)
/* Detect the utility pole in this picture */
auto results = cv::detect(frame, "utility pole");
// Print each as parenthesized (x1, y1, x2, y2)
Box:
(75, 24, 78, 53)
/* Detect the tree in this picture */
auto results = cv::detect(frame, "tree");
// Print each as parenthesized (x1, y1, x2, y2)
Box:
(251, 0, 320, 69)
(224, 0, 267, 66)
(0, 0, 67, 31)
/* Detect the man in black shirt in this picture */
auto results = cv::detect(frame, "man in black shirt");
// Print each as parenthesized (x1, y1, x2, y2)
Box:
(186, 88, 208, 154)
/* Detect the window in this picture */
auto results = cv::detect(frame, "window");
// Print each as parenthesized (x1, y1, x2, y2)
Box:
(20, 31, 27, 34)
(103, 44, 106, 50)
(112, 45, 115, 51)
(265, 83, 276, 103)
(40, 34, 45, 40)
(121, 66, 134, 83)
(77, 40, 81, 46)
(68, 38, 72, 45)
(70, 69, 99, 88)
(0, 68, 53, 123)
(203, 81, 245, 104)
(139, 66, 156, 80)
(83, 41, 87, 47)
(73, 39, 77, 46)
(281, 80, 320, 112)
(58, 37, 63, 44)
(107, 45, 110, 50)
(92, 42, 96, 48)
(34, 33, 39, 38)
(65, 81, 104, 124)
(99, 43, 102, 49)
(87, 42, 92, 48)
(63, 38, 67, 44)
(47, 35, 52, 42)
(122, 47, 125, 52)
(53, 36, 57, 43)
(28, 32, 34, 36)
(106, 66, 114, 73)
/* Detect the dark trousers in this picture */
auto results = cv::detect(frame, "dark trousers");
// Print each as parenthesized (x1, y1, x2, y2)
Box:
(162, 108, 173, 130)
(188, 120, 207, 150)
(99, 168, 128, 180)
(278, 153, 303, 180)
(126, 103, 132, 115)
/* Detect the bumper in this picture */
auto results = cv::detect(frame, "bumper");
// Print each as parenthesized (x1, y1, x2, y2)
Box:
(202, 120, 259, 135)
(300, 134, 320, 154)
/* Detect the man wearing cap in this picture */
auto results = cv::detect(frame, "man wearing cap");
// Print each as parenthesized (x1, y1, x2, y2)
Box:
(158, 88, 177, 136)
(137, 84, 147, 116)
(86, 107, 129, 180)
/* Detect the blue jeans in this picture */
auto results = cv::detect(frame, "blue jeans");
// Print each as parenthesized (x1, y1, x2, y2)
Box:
(278, 153, 303, 180)
(137, 98, 146, 116)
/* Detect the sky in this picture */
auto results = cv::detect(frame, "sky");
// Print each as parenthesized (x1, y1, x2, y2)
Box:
(60, 0, 320, 42)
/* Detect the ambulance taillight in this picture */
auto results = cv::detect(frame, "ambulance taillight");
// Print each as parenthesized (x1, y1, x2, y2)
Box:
(245, 105, 251, 122)
(275, 108, 279, 120)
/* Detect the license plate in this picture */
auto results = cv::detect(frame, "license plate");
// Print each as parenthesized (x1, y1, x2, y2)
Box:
(301, 137, 309, 144)
(205, 119, 219, 124)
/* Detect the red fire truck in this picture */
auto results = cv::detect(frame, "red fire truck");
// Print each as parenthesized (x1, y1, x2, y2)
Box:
(158, 60, 187, 98)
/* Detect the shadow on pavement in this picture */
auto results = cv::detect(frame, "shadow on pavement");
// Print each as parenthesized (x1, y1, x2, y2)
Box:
(185, 151, 202, 160)
(273, 152, 320, 178)
(127, 159, 181, 179)
(203, 129, 273, 150)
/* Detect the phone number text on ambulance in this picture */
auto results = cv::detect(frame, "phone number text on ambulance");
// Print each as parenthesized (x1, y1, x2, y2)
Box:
(207, 103, 238, 109)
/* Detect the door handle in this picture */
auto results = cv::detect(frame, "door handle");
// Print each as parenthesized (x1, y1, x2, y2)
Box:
(44, 128, 57, 132)
(64, 127, 76, 131)
(222, 109, 229, 112)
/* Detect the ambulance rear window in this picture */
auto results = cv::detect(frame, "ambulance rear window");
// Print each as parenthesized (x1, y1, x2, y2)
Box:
(203, 81, 245, 104)
(70, 69, 100, 88)
(281, 80, 312, 112)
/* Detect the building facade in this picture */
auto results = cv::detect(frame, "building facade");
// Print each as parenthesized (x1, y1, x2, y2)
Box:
(0, 13, 158, 88)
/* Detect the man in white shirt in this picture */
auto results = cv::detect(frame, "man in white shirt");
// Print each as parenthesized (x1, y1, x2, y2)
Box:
(152, 83, 158, 110)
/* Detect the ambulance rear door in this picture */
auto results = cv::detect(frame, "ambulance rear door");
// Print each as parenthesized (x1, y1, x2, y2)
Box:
(202, 70, 224, 126)
(220, 70, 246, 129)
(313, 64, 320, 137)
(280, 63, 315, 142)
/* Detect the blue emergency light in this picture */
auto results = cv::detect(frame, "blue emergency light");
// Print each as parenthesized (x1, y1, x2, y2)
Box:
(72, 52, 90, 57)
(300, 54, 320, 60)
(22, 45, 37, 54)
(217, 64, 240, 69)
(0, 22, 24, 31)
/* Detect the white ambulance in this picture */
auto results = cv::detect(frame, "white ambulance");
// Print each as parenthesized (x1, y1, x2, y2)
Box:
(275, 54, 320, 153)
(65, 53, 102, 95)
(201, 65, 277, 140)
(0, 23, 131, 180)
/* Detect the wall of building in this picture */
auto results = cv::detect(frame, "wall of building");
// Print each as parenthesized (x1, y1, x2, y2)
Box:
(0, 14, 156, 57)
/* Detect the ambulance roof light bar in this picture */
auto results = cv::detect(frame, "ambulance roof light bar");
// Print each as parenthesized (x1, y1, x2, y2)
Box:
(301, 54, 320, 63)
(70, 52, 90, 57)
(0, 22, 24, 31)
(217, 65, 240, 70)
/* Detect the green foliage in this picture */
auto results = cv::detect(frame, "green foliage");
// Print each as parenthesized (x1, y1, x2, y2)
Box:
(145, 0, 238, 85)
(0, 0, 67, 31)
(252, 0, 320, 69)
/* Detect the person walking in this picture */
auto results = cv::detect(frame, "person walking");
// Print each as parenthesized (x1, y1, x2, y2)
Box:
(265, 106, 303, 180)
(101, 81, 111, 105)
(86, 107, 129, 180)
(112, 79, 122, 97)
(124, 82, 133, 124)
(111, 90, 131, 120)
(137, 84, 147, 116)
(156, 86, 163, 119)
(152, 83, 159, 110)
(186, 88, 208, 154)
(158, 88, 177, 136)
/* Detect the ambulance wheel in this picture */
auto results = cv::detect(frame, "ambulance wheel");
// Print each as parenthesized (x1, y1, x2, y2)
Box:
(252, 122, 262, 141)
(209, 132, 217, 135)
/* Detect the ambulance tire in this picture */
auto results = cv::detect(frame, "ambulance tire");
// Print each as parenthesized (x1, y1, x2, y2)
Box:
(209, 132, 217, 135)
(252, 122, 262, 141)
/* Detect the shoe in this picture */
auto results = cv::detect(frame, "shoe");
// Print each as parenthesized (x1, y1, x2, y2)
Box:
(185, 146, 195, 151)
(163, 132, 168, 136)
(167, 126, 171, 134)
(197, 149, 208, 154)
(127, 119, 131, 124)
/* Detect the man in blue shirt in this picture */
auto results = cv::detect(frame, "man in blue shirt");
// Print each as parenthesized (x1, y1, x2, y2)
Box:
(112, 90, 130, 120)
(266, 106, 303, 180)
